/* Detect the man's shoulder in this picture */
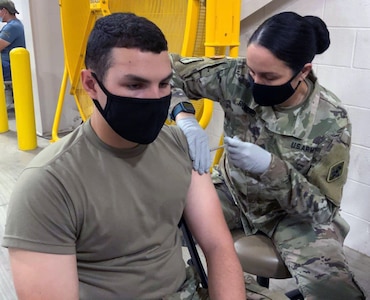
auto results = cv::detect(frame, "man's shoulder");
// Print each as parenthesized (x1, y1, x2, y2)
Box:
(0, 19, 24, 41)
(160, 125, 189, 153)
(27, 125, 87, 169)
(6, 19, 24, 27)
(4, 19, 24, 32)
(161, 124, 186, 141)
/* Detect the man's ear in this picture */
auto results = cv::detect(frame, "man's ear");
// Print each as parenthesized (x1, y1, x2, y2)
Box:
(81, 69, 98, 99)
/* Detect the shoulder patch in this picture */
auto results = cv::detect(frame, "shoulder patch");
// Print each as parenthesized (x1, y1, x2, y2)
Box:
(327, 161, 344, 182)
(179, 57, 204, 64)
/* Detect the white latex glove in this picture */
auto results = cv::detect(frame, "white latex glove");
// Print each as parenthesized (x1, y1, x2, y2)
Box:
(176, 117, 211, 174)
(224, 136, 272, 174)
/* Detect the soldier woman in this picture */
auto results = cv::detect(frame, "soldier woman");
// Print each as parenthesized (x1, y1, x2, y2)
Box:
(171, 11, 365, 299)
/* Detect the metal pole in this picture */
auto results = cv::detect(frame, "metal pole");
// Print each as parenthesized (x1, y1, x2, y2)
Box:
(10, 47, 37, 150)
(51, 65, 68, 143)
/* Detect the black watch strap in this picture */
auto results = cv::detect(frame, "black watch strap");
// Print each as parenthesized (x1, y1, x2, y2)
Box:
(170, 101, 195, 121)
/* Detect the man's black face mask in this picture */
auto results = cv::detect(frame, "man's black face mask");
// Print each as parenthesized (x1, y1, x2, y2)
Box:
(91, 72, 171, 144)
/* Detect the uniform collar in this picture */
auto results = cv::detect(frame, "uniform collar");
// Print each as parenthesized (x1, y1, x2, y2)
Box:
(255, 78, 320, 139)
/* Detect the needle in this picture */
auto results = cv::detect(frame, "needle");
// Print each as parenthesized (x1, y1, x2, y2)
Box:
(209, 145, 225, 152)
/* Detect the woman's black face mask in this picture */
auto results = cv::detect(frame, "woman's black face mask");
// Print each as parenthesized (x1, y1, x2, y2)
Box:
(248, 72, 301, 106)
(91, 73, 171, 144)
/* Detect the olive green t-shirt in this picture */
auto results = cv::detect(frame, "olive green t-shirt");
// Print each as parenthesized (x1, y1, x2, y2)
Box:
(3, 120, 193, 299)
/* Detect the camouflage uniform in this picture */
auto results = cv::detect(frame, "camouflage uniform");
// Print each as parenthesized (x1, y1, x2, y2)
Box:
(164, 266, 289, 300)
(163, 267, 209, 300)
(170, 54, 365, 299)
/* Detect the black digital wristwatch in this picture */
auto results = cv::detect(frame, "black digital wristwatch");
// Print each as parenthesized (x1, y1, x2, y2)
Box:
(170, 101, 196, 121)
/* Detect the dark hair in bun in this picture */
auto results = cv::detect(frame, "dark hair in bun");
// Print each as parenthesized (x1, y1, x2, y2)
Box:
(248, 11, 330, 73)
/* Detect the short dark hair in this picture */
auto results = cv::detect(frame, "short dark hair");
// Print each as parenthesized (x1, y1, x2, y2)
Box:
(248, 11, 330, 73)
(84, 13, 168, 81)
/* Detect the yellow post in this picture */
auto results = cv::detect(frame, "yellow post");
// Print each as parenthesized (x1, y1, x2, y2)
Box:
(204, 0, 241, 57)
(0, 57, 9, 133)
(10, 48, 37, 150)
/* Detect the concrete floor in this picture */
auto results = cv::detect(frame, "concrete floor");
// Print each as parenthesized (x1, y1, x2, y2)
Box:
(1, 111, 369, 299)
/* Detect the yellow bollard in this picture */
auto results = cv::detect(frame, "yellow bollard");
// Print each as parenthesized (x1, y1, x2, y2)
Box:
(10, 48, 37, 150)
(0, 57, 9, 133)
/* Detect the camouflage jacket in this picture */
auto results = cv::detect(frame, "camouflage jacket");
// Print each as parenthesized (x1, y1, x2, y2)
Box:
(171, 54, 351, 236)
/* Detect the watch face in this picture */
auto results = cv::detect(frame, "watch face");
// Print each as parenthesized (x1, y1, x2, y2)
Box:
(183, 102, 195, 113)
(171, 101, 195, 121)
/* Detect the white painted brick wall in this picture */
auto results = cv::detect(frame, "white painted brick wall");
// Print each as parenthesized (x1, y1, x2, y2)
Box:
(206, 0, 370, 256)
(318, 1, 370, 256)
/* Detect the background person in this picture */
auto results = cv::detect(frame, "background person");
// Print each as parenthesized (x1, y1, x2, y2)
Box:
(2, 13, 246, 300)
(171, 11, 365, 299)
(0, 0, 25, 109)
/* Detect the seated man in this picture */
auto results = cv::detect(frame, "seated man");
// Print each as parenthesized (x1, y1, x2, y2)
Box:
(2, 13, 246, 299)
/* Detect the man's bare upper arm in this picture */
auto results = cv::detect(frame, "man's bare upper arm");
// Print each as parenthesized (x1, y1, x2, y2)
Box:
(8, 248, 79, 300)
(183, 170, 234, 253)
(183, 171, 246, 300)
